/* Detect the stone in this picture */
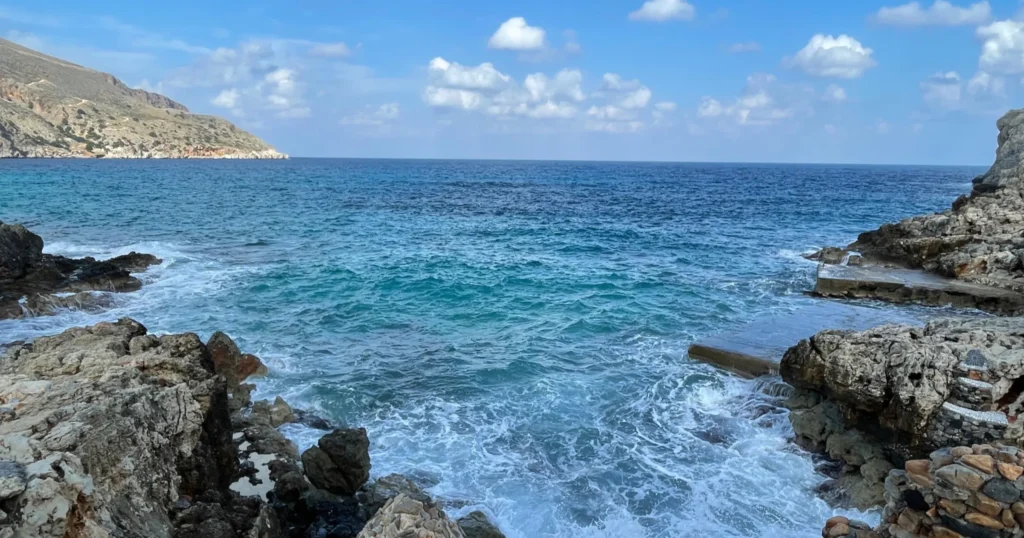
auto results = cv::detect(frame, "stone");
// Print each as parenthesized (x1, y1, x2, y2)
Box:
(1002, 509, 1016, 528)
(238, 353, 268, 379)
(356, 494, 465, 538)
(931, 527, 965, 538)
(982, 478, 1020, 504)
(937, 464, 987, 491)
(359, 474, 433, 517)
(897, 509, 921, 533)
(940, 499, 969, 518)
(998, 462, 1023, 481)
(0, 461, 27, 500)
(314, 428, 371, 495)
(968, 492, 1003, 517)
(828, 522, 851, 536)
(953, 447, 974, 458)
(965, 511, 1005, 529)
(906, 460, 931, 475)
(0, 319, 246, 537)
(932, 448, 956, 468)
(458, 511, 506, 538)
(1013, 502, 1024, 515)
(962, 455, 996, 475)
(268, 396, 295, 428)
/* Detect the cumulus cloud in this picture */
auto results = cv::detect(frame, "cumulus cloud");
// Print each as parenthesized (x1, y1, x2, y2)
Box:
(424, 57, 583, 120)
(977, 20, 1024, 75)
(875, 1, 990, 26)
(308, 42, 351, 58)
(785, 34, 877, 79)
(917, 69, 1004, 110)
(967, 70, 1005, 96)
(488, 17, 546, 50)
(727, 42, 761, 53)
(697, 73, 812, 127)
(211, 88, 240, 111)
(822, 84, 847, 102)
(629, 0, 695, 22)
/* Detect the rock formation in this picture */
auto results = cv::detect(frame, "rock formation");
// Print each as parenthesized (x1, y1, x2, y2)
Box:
(0, 221, 160, 319)
(820, 109, 1024, 295)
(0, 317, 500, 538)
(0, 38, 285, 159)
(782, 317, 1024, 508)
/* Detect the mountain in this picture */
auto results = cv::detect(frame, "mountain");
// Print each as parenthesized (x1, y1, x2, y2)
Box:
(0, 38, 285, 159)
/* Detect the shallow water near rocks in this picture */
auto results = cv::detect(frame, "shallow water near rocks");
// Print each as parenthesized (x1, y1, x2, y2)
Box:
(0, 159, 984, 537)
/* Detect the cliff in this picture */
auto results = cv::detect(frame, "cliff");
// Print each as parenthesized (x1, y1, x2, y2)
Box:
(0, 38, 285, 159)
(845, 109, 1024, 292)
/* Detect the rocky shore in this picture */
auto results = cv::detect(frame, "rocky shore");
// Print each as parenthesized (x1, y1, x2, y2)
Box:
(0, 221, 160, 319)
(0, 318, 505, 538)
(776, 109, 1024, 538)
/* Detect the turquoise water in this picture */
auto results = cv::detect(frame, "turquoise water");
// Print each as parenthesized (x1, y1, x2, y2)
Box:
(0, 159, 983, 537)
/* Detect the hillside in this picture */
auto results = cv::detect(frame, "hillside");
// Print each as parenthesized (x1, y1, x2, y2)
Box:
(0, 38, 285, 159)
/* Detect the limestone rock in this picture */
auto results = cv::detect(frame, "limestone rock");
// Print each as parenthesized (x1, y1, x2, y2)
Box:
(0, 461, 26, 499)
(356, 494, 465, 538)
(0, 318, 241, 537)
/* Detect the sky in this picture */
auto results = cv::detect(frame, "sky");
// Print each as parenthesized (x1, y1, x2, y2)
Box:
(2, 0, 1023, 164)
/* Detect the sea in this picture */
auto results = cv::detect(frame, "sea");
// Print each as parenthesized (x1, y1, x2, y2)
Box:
(0, 159, 985, 537)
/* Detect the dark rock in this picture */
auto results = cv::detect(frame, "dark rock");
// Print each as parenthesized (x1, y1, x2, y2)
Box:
(458, 510, 506, 538)
(0, 221, 43, 280)
(0, 460, 27, 500)
(105, 251, 162, 272)
(357, 474, 432, 516)
(301, 429, 371, 496)
(941, 513, 1001, 538)
(982, 477, 1020, 503)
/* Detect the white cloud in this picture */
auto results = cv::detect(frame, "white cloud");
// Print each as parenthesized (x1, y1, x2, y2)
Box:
(822, 84, 847, 102)
(341, 103, 400, 126)
(211, 88, 240, 109)
(598, 73, 653, 109)
(977, 20, 1024, 75)
(563, 30, 582, 54)
(967, 70, 1005, 96)
(654, 101, 677, 111)
(727, 42, 762, 53)
(629, 0, 696, 22)
(428, 57, 512, 91)
(877, 121, 891, 134)
(488, 17, 546, 51)
(920, 71, 962, 107)
(785, 34, 877, 79)
(425, 58, 584, 120)
(308, 42, 351, 58)
(875, 1, 990, 26)
(697, 73, 811, 127)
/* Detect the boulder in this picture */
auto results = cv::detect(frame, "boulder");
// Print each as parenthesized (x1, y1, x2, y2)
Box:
(207, 332, 267, 411)
(458, 511, 506, 538)
(0, 221, 43, 280)
(301, 429, 371, 496)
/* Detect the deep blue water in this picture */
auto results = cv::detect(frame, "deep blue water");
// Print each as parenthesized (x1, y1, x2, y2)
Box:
(0, 159, 983, 537)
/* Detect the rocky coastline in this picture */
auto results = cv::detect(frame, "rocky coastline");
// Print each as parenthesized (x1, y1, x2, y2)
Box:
(0, 318, 505, 538)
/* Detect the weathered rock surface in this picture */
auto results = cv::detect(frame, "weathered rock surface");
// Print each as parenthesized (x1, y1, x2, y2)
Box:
(0, 318, 244, 537)
(0, 38, 286, 159)
(457, 511, 506, 538)
(784, 317, 1024, 508)
(356, 494, 465, 538)
(825, 109, 1024, 298)
(0, 221, 161, 319)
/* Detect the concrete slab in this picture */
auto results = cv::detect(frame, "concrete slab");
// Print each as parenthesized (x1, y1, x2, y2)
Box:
(687, 302, 922, 378)
(814, 263, 1024, 315)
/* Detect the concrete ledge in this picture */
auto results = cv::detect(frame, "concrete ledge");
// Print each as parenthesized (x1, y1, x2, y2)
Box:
(687, 302, 921, 378)
(814, 263, 1024, 315)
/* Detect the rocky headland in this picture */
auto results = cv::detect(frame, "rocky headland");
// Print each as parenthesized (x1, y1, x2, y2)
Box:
(0, 318, 505, 538)
(0, 221, 160, 319)
(808, 108, 1024, 315)
(0, 38, 286, 159)
(774, 109, 1024, 538)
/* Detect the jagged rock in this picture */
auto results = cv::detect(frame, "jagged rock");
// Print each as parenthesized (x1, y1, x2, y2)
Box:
(301, 429, 371, 497)
(782, 317, 1024, 453)
(0, 222, 160, 320)
(207, 332, 267, 412)
(356, 494, 465, 538)
(0, 318, 244, 537)
(839, 109, 1024, 294)
(458, 511, 506, 538)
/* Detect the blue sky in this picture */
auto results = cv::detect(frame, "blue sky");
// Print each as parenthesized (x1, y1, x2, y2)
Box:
(3, 0, 1022, 164)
